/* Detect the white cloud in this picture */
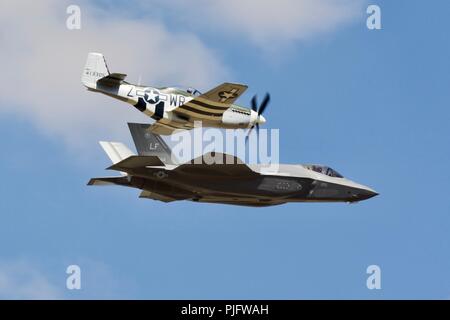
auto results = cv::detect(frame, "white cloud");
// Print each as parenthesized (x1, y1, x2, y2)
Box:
(148, 0, 365, 49)
(0, 0, 228, 151)
(0, 260, 62, 299)
(0, 0, 363, 153)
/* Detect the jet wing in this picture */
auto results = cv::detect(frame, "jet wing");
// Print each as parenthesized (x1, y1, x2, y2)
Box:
(173, 83, 247, 121)
(87, 176, 132, 186)
(139, 190, 177, 203)
(174, 152, 258, 177)
(198, 198, 286, 207)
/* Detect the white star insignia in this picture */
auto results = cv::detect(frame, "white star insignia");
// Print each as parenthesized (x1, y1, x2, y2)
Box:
(146, 90, 158, 102)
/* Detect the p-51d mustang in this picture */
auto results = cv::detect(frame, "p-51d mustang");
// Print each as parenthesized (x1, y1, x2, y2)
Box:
(82, 52, 268, 135)
(88, 123, 378, 207)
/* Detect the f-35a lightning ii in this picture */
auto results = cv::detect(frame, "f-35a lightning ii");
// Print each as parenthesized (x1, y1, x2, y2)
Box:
(88, 124, 378, 207)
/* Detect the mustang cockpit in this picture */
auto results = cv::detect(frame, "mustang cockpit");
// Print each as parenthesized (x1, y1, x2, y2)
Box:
(186, 87, 202, 96)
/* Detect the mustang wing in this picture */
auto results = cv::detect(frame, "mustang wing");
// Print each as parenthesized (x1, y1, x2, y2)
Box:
(148, 119, 194, 135)
(173, 82, 248, 121)
(201, 82, 248, 104)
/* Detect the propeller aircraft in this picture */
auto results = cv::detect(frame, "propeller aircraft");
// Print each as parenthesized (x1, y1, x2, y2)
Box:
(82, 53, 269, 136)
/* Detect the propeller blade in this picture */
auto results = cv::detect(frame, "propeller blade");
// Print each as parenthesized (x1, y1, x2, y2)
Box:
(258, 93, 270, 115)
(247, 92, 269, 144)
(245, 125, 254, 143)
(251, 95, 258, 112)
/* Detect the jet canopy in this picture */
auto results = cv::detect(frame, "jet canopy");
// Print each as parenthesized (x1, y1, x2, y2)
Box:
(303, 165, 343, 178)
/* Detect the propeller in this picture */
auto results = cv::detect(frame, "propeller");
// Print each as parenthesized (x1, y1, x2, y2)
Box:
(246, 93, 270, 142)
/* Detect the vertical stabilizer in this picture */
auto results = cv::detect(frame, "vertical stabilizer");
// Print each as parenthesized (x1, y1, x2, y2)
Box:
(82, 52, 110, 89)
(99, 141, 135, 176)
(128, 123, 176, 164)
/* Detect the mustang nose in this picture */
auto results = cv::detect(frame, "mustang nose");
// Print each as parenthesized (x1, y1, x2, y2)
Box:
(258, 115, 266, 125)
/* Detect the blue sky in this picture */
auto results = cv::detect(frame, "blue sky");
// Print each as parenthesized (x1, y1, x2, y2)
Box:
(0, 0, 449, 299)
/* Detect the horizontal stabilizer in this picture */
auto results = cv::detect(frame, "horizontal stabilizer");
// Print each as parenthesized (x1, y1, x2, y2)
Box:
(97, 73, 127, 86)
(103, 73, 127, 81)
(108, 155, 165, 172)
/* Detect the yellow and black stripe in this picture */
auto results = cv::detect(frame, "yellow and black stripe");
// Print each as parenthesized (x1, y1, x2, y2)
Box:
(175, 98, 230, 121)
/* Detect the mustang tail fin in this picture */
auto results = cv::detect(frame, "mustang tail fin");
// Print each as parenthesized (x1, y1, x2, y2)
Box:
(81, 52, 110, 89)
(128, 123, 177, 164)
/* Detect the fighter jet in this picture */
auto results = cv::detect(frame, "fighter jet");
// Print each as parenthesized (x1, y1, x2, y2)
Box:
(82, 53, 268, 135)
(88, 123, 378, 207)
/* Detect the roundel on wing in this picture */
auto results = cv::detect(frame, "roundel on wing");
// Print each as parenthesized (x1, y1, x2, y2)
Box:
(144, 89, 160, 104)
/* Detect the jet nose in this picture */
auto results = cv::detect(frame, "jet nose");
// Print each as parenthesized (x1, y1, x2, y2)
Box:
(356, 188, 379, 201)
(258, 115, 266, 125)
